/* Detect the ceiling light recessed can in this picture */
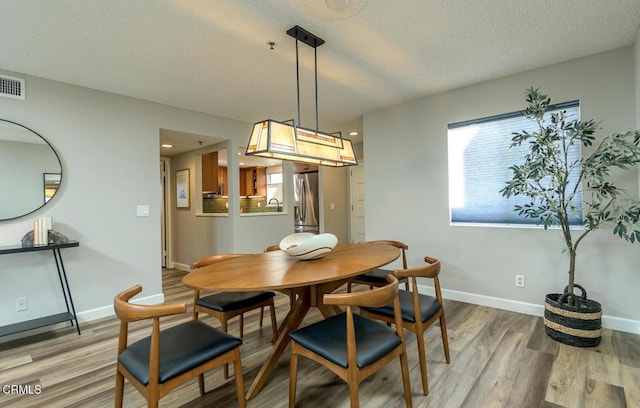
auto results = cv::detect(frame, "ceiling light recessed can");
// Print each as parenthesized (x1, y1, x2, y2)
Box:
(161, 144, 173, 148)
(348, 131, 358, 136)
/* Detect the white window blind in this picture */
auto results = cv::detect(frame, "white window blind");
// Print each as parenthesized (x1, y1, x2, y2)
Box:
(448, 101, 582, 225)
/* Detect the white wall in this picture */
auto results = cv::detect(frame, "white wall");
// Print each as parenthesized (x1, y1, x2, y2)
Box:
(635, 28, 640, 192)
(320, 166, 349, 243)
(0, 70, 271, 330)
(364, 47, 640, 332)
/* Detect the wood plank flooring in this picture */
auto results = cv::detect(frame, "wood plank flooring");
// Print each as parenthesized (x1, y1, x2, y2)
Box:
(0, 268, 638, 408)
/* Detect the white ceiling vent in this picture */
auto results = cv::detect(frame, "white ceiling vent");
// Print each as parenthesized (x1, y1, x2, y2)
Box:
(0, 74, 25, 100)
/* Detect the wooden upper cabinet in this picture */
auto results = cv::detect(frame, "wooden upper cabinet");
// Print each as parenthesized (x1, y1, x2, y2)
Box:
(239, 167, 266, 196)
(218, 166, 228, 196)
(202, 151, 219, 193)
(254, 167, 266, 196)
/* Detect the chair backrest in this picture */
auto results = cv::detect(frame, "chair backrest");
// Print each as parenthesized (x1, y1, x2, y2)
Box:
(264, 244, 280, 252)
(323, 275, 405, 368)
(190, 253, 249, 270)
(113, 284, 187, 362)
(366, 240, 408, 269)
(396, 256, 442, 319)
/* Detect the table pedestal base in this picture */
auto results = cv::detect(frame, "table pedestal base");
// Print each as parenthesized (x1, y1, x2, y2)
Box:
(246, 279, 348, 400)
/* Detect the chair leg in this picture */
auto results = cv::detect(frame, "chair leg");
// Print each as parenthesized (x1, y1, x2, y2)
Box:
(233, 349, 246, 408)
(259, 306, 265, 327)
(239, 313, 244, 338)
(415, 331, 428, 396)
(347, 281, 352, 292)
(399, 350, 413, 408)
(439, 314, 451, 364)
(198, 373, 205, 396)
(222, 319, 231, 379)
(114, 369, 124, 408)
(269, 301, 277, 343)
(348, 381, 360, 408)
(192, 290, 200, 320)
(147, 388, 159, 408)
(289, 346, 299, 408)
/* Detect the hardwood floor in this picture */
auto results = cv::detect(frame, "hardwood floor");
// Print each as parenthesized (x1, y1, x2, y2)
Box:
(1, 268, 638, 408)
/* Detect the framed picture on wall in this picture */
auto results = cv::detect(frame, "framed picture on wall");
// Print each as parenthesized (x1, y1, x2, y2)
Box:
(176, 169, 190, 208)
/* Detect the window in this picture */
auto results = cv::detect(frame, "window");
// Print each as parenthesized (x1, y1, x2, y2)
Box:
(267, 172, 283, 185)
(447, 101, 581, 225)
(266, 168, 284, 205)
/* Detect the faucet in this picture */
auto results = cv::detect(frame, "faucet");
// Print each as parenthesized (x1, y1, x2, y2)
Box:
(268, 198, 281, 212)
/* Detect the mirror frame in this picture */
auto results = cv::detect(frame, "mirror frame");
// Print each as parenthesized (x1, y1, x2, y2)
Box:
(0, 119, 63, 221)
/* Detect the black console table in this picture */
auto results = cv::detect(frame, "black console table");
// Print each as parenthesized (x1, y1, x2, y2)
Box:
(0, 241, 81, 336)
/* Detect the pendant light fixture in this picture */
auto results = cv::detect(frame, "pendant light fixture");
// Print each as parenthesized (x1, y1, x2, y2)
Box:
(245, 25, 358, 167)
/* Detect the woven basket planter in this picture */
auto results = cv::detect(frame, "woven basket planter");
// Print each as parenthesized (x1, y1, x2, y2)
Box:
(543, 284, 602, 347)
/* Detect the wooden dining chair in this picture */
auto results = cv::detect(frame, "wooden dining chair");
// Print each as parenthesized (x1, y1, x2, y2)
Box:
(113, 285, 246, 408)
(347, 240, 410, 291)
(190, 254, 278, 377)
(360, 256, 450, 396)
(289, 275, 412, 408)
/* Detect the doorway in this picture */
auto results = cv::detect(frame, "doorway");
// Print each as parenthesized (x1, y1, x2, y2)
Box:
(349, 162, 365, 243)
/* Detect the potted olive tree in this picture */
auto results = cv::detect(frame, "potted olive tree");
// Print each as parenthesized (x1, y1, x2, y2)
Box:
(501, 87, 640, 347)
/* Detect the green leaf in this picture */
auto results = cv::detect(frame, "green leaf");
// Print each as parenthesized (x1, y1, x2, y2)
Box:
(502, 87, 640, 265)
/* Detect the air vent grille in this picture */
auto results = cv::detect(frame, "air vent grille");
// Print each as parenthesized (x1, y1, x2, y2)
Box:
(0, 75, 25, 100)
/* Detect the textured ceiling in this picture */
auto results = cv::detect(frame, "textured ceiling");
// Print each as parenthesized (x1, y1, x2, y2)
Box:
(1, 0, 639, 153)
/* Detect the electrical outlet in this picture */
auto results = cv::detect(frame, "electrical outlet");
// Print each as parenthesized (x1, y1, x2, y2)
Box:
(515, 275, 525, 287)
(16, 297, 27, 312)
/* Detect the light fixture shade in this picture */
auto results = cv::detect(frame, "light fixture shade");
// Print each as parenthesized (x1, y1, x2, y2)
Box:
(246, 26, 358, 167)
(246, 119, 357, 167)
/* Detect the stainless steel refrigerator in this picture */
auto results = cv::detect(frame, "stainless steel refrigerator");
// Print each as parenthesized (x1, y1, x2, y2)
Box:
(293, 172, 319, 234)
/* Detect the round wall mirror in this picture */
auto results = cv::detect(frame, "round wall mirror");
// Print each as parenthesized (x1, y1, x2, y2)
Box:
(0, 119, 62, 221)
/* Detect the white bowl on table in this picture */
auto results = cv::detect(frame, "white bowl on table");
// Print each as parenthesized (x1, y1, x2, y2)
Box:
(279, 233, 338, 260)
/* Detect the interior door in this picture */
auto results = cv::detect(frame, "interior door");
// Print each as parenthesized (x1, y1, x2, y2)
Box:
(349, 163, 365, 243)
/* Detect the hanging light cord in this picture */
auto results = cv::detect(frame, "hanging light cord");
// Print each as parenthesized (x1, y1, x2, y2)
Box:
(294, 34, 320, 133)
(315, 46, 319, 132)
(295, 37, 301, 127)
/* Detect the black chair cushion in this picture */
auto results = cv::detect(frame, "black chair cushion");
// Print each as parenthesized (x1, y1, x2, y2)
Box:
(353, 268, 403, 285)
(361, 290, 442, 323)
(196, 291, 275, 312)
(290, 313, 401, 369)
(118, 320, 242, 385)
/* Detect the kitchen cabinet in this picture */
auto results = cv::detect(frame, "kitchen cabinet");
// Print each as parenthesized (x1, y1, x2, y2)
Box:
(218, 166, 228, 196)
(240, 167, 266, 196)
(202, 151, 219, 193)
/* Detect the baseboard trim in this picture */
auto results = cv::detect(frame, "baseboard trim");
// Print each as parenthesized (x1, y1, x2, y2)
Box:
(172, 262, 191, 272)
(417, 284, 640, 335)
(76, 292, 165, 322)
(0, 293, 165, 344)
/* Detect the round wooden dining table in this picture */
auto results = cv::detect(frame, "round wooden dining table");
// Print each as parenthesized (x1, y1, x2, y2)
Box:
(182, 242, 399, 400)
